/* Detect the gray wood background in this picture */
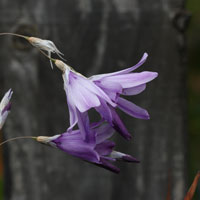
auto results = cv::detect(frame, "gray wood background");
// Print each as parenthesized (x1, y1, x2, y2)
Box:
(0, 0, 188, 199)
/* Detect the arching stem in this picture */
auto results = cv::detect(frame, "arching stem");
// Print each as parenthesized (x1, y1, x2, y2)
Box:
(0, 32, 29, 40)
(0, 136, 37, 146)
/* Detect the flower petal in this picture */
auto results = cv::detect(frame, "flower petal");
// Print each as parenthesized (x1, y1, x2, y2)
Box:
(95, 98, 113, 125)
(53, 134, 99, 163)
(90, 53, 148, 81)
(0, 89, 13, 111)
(1, 102, 11, 115)
(95, 123, 115, 144)
(110, 151, 139, 163)
(76, 110, 95, 143)
(95, 140, 115, 156)
(0, 113, 8, 129)
(66, 95, 78, 132)
(94, 80, 122, 101)
(122, 84, 146, 95)
(98, 158, 120, 173)
(100, 71, 158, 89)
(0, 89, 13, 129)
(117, 97, 150, 120)
(67, 72, 101, 113)
(110, 107, 132, 140)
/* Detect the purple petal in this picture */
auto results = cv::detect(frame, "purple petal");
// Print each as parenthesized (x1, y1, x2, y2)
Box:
(0, 89, 13, 129)
(67, 72, 101, 113)
(66, 95, 78, 132)
(76, 110, 95, 143)
(122, 84, 146, 95)
(95, 123, 115, 144)
(90, 53, 148, 81)
(1, 102, 11, 115)
(94, 80, 122, 100)
(110, 107, 132, 140)
(95, 98, 113, 124)
(53, 134, 99, 163)
(98, 158, 120, 174)
(90, 119, 105, 129)
(110, 151, 140, 163)
(95, 140, 115, 156)
(100, 71, 158, 89)
(117, 97, 150, 120)
(67, 71, 116, 112)
(122, 155, 140, 163)
(87, 80, 116, 107)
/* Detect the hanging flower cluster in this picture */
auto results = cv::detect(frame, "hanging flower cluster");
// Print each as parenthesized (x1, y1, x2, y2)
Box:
(0, 34, 158, 173)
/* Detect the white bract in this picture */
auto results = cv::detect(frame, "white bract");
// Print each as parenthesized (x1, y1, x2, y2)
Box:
(28, 37, 64, 69)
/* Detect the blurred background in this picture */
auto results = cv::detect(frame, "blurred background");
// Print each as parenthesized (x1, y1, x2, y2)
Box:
(0, 0, 199, 199)
(187, 0, 200, 199)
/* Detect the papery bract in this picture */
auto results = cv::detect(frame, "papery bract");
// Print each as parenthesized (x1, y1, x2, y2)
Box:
(28, 37, 64, 69)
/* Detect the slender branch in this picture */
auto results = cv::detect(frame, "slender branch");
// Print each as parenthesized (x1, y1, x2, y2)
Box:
(39, 50, 56, 62)
(0, 136, 37, 146)
(0, 32, 29, 40)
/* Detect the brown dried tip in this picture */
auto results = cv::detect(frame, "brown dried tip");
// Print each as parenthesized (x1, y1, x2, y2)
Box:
(184, 171, 200, 200)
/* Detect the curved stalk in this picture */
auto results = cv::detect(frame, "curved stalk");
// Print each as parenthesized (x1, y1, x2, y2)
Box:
(0, 32, 29, 40)
(0, 136, 37, 146)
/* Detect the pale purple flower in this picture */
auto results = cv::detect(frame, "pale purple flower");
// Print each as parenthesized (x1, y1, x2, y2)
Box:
(54, 53, 158, 141)
(0, 89, 13, 129)
(37, 123, 139, 173)
(55, 60, 116, 142)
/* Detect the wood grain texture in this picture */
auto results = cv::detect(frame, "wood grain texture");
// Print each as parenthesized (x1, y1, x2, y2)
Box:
(0, 0, 187, 199)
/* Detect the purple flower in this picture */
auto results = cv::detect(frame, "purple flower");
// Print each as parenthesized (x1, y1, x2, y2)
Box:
(54, 53, 158, 141)
(0, 89, 13, 129)
(55, 60, 116, 142)
(37, 123, 139, 173)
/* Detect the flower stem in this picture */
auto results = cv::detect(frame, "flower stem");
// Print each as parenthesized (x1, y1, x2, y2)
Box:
(0, 32, 29, 40)
(0, 136, 37, 146)
(39, 50, 56, 62)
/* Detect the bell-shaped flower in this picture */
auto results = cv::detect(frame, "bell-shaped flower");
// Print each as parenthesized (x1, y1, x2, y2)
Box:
(54, 53, 157, 141)
(37, 123, 139, 173)
(55, 60, 116, 142)
(0, 89, 13, 129)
